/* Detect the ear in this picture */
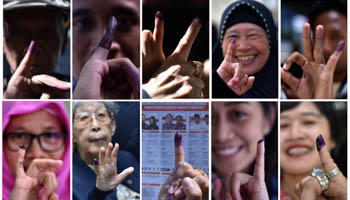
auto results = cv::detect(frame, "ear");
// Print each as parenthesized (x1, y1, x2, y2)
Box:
(110, 119, 117, 135)
(263, 104, 276, 136)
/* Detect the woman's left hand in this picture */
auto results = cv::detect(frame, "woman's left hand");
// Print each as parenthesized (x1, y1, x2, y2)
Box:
(94, 143, 134, 191)
(295, 135, 347, 200)
(213, 140, 269, 200)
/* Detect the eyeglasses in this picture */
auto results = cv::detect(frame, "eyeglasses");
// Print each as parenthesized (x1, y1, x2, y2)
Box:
(4, 132, 67, 152)
(74, 109, 112, 127)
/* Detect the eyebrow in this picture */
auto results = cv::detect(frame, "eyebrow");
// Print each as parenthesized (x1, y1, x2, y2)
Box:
(281, 112, 321, 119)
(227, 28, 263, 34)
(73, 9, 92, 17)
(223, 102, 250, 107)
(112, 7, 139, 16)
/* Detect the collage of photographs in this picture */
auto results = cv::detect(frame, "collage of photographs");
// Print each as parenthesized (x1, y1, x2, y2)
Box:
(0, 0, 348, 200)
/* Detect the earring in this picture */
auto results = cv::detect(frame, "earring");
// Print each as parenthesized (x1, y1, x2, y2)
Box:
(263, 127, 270, 134)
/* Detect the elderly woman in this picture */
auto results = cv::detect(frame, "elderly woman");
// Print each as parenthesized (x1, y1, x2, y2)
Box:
(213, 0, 278, 98)
(73, 102, 139, 200)
(212, 102, 278, 200)
(280, 102, 347, 200)
(3, 101, 70, 200)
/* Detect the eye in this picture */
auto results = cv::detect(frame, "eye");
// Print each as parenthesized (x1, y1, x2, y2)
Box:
(303, 120, 316, 126)
(115, 15, 138, 32)
(14, 133, 26, 140)
(231, 111, 246, 118)
(73, 17, 94, 32)
(280, 123, 289, 129)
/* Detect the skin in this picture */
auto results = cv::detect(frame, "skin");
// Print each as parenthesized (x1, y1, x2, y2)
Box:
(176, 116, 183, 125)
(73, 0, 140, 80)
(222, 23, 270, 76)
(73, 102, 116, 164)
(212, 102, 274, 178)
(4, 8, 67, 76)
(165, 114, 173, 125)
(314, 11, 347, 83)
(194, 115, 200, 124)
(4, 110, 65, 175)
(280, 102, 335, 199)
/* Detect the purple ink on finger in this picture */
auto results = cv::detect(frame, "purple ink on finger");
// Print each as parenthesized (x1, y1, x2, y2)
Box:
(334, 40, 345, 56)
(174, 132, 182, 147)
(316, 134, 326, 151)
(28, 41, 37, 53)
(98, 16, 117, 49)
(19, 144, 25, 150)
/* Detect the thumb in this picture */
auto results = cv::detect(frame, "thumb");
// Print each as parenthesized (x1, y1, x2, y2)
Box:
(182, 177, 202, 200)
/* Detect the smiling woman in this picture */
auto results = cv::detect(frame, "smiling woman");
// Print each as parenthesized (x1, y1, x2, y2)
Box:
(280, 102, 347, 200)
(212, 0, 278, 98)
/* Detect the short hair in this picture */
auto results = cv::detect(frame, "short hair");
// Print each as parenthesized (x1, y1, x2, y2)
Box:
(72, 102, 119, 121)
(308, 0, 347, 30)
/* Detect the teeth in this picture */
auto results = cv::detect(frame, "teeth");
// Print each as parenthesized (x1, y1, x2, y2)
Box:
(288, 147, 310, 155)
(217, 147, 240, 156)
(237, 55, 255, 61)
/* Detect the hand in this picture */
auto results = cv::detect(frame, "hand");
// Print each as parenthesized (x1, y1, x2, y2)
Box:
(73, 16, 140, 99)
(216, 40, 255, 96)
(295, 135, 347, 200)
(10, 146, 62, 200)
(213, 140, 269, 200)
(158, 133, 209, 200)
(281, 23, 345, 99)
(142, 13, 205, 98)
(4, 41, 70, 99)
(94, 143, 134, 191)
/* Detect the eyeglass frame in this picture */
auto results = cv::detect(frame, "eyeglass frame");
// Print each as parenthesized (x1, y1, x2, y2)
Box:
(73, 109, 114, 127)
(3, 132, 67, 152)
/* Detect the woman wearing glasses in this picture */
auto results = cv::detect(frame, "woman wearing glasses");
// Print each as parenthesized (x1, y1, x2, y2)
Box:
(2, 101, 70, 200)
(72, 102, 139, 200)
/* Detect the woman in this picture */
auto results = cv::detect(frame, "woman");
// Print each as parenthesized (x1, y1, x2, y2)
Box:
(211, 102, 278, 199)
(280, 102, 347, 199)
(3, 101, 70, 200)
(73, 102, 139, 200)
(212, 0, 278, 98)
(72, 0, 140, 99)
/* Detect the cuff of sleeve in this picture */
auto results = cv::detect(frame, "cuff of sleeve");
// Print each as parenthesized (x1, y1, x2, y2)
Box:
(88, 186, 114, 199)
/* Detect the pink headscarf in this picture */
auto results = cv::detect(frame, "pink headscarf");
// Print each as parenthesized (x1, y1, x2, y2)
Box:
(2, 101, 70, 200)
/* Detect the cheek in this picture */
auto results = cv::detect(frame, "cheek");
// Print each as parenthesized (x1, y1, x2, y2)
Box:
(48, 148, 65, 160)
(4, 147, 17, 175)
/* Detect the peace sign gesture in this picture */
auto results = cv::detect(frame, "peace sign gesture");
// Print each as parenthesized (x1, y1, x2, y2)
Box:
(4, 41, 71, 99)
(216, 40, 255, 96)
(213, 140, 269, 200)
(281, 23, 345, 99)
(295, 135, 347, 200)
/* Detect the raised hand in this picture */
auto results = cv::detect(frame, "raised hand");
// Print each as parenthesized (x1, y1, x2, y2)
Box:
(4, 41, 70, 99)
(10, 145, 62, 200)
(216, 40, 255, 96)
(142, 13, 204, 98)
(158, 133, 208, 200)
(281, 23, 345, 99)
(213, 140, 269, 200)
(94, 143, 134, 191)
(73, 16, 140, 99)
(295, 135, 347, 200)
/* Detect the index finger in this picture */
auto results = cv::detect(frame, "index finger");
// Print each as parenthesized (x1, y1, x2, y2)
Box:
(313, 25, 325, 64)
(171, 17, 202, 60)
(224, 40, 235, 64)
(174, 132, 185, 166)
(316, 135, 338, 172)
(15, 40, 37, 76)
(253, 139, 265, 181)
(153, 11, 164, 51)
(26, 159, 63, 177)
(15, 144, 26, 177)
(90, 16, 117, 60)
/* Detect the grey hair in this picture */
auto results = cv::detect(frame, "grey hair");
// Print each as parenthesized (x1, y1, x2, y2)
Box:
(72, 101, 120, 121)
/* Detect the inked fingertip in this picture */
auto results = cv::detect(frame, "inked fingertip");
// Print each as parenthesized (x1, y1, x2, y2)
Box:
(93, 158, 99, 165)
(258, 139, 264, 144)
(230, 40, 235, 44)
(175, 132, 182, 147)
(155, 11, 164, 20)
(316, 134, 326, 151)
(28, 40, 37, 53)
(19, 144, 25, 150)
(335, 40, 345, 54)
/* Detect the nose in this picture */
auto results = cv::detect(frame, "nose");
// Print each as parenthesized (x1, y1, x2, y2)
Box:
(213, 118, 235, 143)
(91, 115, 101, 132)
(235, 37, 251, 52)
(287, 121, 304, 140)
(25, 138, 46, 159)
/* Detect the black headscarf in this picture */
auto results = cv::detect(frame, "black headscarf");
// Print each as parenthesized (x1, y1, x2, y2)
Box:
(212, 0, 278, 98)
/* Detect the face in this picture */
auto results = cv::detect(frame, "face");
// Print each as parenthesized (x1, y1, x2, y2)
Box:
(73, 0, 140, 80)
(73, 102, 116, 164)
(166, 114, 173, 123)
(212, 102, 272, 177)
(176, 116, 183, 124)
(4, 110, 64, 175)
(150, 117, 155, 124)
(4, 8, 67, 75)
(314, 11, 347, 81)
(194, 115, 200, 123)
(222, 23, 270, 75)
(142, 114, 146, 122)
(280, 102, 335, 175)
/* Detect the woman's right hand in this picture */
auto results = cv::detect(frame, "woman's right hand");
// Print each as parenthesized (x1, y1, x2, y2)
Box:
(213, 140, 269, 200)
(10, 145, 63, 200)
(216, 40, 255, 96)
(94, 143, 134, 191)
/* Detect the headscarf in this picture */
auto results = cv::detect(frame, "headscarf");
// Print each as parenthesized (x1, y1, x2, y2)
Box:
(2, 101, 70, 200)
(213, 0, 278, 98)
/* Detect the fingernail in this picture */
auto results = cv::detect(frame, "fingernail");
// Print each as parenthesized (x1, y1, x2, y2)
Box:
(155, 11, 164, 20)
(174, 132, 182, 147)
(174, 188, 182, 196)
(93, 158, 98, 165)
(334, 40, 345, 55)
(230, 40, 235, 44)
(258, 139, 264, 144)
(19, 144, 25, 150)
(98, 16, 117, 49)
(316, 134, 326, 151)
(28, 40, 37, 53)
(192, 17, 201, 26)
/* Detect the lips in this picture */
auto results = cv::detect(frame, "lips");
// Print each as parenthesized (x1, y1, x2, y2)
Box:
(235, 55, 257, 65)
(89, 138, 106, 144)
(214, 145, 243, 159)
(286, 144, 312, 158)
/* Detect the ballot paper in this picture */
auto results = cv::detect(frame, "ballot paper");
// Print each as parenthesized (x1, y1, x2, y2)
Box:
(142, 102, 209, 199)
